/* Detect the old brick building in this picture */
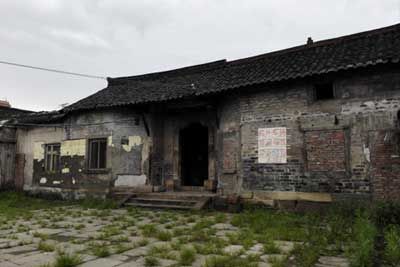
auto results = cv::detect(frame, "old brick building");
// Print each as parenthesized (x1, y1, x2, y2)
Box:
(5, 23, 400, 204)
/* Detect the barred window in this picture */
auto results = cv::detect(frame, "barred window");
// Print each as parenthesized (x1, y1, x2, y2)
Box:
(88, 138, 107, 169)
(45, 144, 60, 172)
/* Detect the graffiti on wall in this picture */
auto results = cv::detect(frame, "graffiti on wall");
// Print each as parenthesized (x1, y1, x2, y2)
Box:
(258, 127, 287, 164)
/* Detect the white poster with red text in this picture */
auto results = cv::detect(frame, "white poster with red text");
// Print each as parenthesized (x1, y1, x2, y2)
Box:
(258, 127, 287, 164)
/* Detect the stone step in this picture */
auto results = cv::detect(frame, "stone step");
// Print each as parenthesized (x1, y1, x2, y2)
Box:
(127, 197, 197, 207)
(121, 194, 212, 210)
(124, 202, 194, 210)
(315, 256, 349, 267)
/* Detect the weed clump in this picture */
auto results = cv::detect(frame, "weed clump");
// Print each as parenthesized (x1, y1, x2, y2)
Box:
(203, 255, 258, 267)
(144, 256, 159, 267)
(347, 211, 377, 267)
(38, 240, 55, 252)
(179, 247, 196, 265)
(53, 251, 82, 267)
(156, 230, 172, 241)
(384, 224, 400, 266)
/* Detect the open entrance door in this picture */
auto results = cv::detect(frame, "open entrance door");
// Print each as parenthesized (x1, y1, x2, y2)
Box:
(180, 123, 208, 187)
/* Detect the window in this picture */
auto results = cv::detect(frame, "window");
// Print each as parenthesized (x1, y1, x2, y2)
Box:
(314, 82, 335, 101)
(45, 144, 60, 172)
(88, 138, 107, 169)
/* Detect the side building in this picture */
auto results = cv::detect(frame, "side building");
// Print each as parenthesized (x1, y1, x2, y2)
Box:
(0, 102, 34, 190)
(12, 23, 400, 203)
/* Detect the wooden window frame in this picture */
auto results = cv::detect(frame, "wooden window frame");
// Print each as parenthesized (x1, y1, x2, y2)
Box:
(87, 138, 107, 170)
(44, 143, 61, 173)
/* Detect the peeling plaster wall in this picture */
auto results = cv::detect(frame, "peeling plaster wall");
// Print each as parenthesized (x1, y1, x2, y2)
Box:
(16, 127, 65, 188)
(17, 108, 150, 198)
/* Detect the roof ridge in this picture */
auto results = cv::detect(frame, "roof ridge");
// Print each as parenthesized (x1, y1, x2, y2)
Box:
(108, 59, 227, 85)
(228, 22, 400, 65)
(0, 106, 35, 113)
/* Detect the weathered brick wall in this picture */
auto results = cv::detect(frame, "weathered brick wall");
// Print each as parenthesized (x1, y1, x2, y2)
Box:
(305, 130, 346, 172)
(217, 95, 241, 193)
(370, 131, 400, 201)
(238, 67, 400, 200)
(240, 85, 307, 192)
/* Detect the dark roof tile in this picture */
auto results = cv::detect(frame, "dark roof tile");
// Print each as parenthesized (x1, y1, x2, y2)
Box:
(66, 23, 400, 112)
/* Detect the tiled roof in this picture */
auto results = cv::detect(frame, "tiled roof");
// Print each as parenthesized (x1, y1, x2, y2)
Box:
(0, 106, 34, 121)
(65, 23, 400, 112)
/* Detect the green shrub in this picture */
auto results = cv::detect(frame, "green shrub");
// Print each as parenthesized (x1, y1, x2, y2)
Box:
(78, 197, 117, 209)
(291, 242, 321, 267)
(263, 239, 281, 254)
(179, 247, 196, 265)
(38, 240, 55, 252)
(148, 244, 176, 260)
(115, 243, 132, 254)
(231, 209, 308, 241)
(144, 256, 159, 267)
(214, 213, 227, 223)
(156, 230, 172, 241)
(53, 252, 82, 267)
(384, 225, 400, 266)
(373, 202, 400, 228)
(347, 211, 377, 267)
(269, 255, 288, 267)
(203, 255, 258, 267)
(89, 242, 111, 257)
(140, 224, 158, 237)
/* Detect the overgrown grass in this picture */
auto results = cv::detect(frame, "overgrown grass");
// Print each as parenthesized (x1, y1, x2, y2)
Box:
(144, 256, 160, 267)
(88, 242, 111, 257)
(263, 238, 281, 254)
(0, 192, 64, 219)
(140, 224, 159, 237)
(156, 230, 172, 241)
(179, 247, 196, 265)
(383, 224, 400, 266)
(347, 211, 377, 267)
(53, 251, 82, 267)
(231, 209, 309, 241)
(77, 197, 118, 209)
(203, 255, 259, 267)
(147, 244, 177, 260)
(38, 240, 56, 252)
(269, 255, 288, 267)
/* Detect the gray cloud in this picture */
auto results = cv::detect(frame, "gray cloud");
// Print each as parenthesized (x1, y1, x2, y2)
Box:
(0, 0, 398, 111)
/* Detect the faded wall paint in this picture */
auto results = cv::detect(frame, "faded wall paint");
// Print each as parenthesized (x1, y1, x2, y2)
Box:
(60, 139, 86, 156)
(17, 108, 150, 198)
(16, 127, 65, 188)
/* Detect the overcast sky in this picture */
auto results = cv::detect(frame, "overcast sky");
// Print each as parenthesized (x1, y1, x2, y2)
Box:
(0, 0, 399, 111)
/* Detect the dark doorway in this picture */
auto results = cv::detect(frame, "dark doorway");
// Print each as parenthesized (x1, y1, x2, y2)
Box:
(180, 123, 208, 186)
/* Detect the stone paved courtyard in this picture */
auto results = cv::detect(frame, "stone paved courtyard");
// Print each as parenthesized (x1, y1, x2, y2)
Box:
(0, 202, 350, 267)
(0, 206, 284, 266)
